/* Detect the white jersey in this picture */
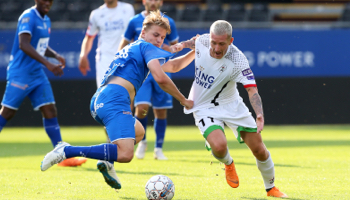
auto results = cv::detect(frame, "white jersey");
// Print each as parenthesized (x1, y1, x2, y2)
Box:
(184, 34, 257, 114)
(86, 2, 134, 60)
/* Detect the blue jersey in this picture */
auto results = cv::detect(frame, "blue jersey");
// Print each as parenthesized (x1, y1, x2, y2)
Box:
(100, 39, 175, 93)
(123, 12, 179, 44)
(7, 7, 51, 81)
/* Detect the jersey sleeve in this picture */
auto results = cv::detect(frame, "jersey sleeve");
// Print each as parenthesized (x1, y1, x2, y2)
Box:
(86, 10, 98, 36)
(166, 18, 179, 43)
(123, 18, 135, 42)
(231, 51, 257, 88)
(18, 13, 35, 36)
(142, 43, 175, 66)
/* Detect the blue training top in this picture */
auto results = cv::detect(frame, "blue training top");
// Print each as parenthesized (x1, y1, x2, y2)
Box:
(100, 39, 175, 93)
(123, 12, 179, 44)
(7, 7, 51, 81)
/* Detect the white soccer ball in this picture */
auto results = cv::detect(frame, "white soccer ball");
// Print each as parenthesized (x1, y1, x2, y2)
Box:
(145, 175, 175, 200)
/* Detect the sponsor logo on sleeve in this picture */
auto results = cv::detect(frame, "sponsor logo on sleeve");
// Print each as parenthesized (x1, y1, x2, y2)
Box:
(21, 17, 30, 23)
(247, 75, 255, 80)
(242, 68, 253, 76)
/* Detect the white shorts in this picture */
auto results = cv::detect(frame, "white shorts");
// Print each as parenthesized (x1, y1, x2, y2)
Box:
(96, 55, 114, 87)
(193, 98, 257, 144)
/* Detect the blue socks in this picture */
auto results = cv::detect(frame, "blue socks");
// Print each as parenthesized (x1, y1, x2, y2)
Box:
(154, 118, 166, 148)
(43, 117, 62, 147)
(64, 143, 118, 162)
(137, 116, 148, 141)
(0, 115, 7, 132)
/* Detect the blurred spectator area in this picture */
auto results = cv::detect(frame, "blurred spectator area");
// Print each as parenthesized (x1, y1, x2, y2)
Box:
(1, 0, 350, 29)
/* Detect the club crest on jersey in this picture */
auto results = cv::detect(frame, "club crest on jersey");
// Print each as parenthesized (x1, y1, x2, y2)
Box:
(200, 66, 204, 71)
(219, 65, 227, 72)
(196, 49, 201, 58)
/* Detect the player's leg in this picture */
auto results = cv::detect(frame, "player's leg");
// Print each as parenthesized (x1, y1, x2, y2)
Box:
(32, 81, 87, 167)
(152, 79, 173, 160)
(135, 118, 146, 145)
(0, 79, 28, 132)
(0, 107, 16, 132)
(241, 131, 288, 198)
(206, 129, 239, 188)
(134, 77, 152, 159)
(193, 109, 238, 188)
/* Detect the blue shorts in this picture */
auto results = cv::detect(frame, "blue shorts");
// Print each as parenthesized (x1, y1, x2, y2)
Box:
(1, 78, 55, 111)
(90, 84, 135, 142)
(134, 73, 173, 109)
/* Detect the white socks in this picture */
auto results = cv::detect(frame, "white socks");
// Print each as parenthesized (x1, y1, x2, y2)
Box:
(256, 151, 275, 189)
(212, 148, 233, 165)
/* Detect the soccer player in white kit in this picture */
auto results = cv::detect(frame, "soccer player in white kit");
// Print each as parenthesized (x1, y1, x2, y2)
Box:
(185, 21, 288, 198)
(78, 0, 134, 87)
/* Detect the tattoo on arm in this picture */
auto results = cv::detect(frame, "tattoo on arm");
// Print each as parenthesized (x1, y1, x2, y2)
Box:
(249, 92, 264, 116)
(181, 39, 195, 49)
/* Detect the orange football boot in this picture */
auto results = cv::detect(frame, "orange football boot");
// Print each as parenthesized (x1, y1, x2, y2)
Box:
(225, 161, 239, 188)
(57, 157, 87, 167)
(267, 187, 288, 198)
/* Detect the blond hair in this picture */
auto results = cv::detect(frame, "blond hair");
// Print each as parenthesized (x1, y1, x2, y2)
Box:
(142, 10, 171, 34)
(210, 20, 232, 39)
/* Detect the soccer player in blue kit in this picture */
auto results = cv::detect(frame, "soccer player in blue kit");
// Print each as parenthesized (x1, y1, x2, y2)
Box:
(41, 10, 197, 190)
(0, 0, 87, 167)
(118, 0, 179, 160)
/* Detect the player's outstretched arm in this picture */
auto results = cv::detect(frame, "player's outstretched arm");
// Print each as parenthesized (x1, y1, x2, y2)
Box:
(19, 33, 63, 76)
(148, 59, 193, 109)
(78, 35, 95, 76)
(246, 86, 264, 133)
(162, 50, 195, 73)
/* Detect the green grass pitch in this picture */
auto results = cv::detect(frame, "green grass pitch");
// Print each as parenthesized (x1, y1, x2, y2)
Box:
(0, 125, 349, 199)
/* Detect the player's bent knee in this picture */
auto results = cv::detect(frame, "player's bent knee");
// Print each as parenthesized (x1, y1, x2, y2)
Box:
(118, 151, 134, 163)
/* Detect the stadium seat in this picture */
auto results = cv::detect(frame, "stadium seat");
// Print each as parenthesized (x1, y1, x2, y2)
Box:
(225, 3, 246, 22)
(339, 2, 350, 21)
(0, 1, 22, 22)
(48, 2, 68, 22)
(161, 4, 178, 21)
(202, 4, 224, 22)
(248, 3, 270, 22)
(178, 4, 202, 22)
(66, 1, 90, 22)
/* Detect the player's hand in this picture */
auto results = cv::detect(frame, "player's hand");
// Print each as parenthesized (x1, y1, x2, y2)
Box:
(78, 56, 91, 76)
(256, 114, 264, 134)
(170, 43, 184, 53)
(181, 99, 194, 110)
(55, 54, 66, 69)
(47, 63, 64, 76)
(191, 34, 200, 41)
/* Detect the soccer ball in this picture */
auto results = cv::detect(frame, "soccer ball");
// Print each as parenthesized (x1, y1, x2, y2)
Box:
(145, 175, 175, 200)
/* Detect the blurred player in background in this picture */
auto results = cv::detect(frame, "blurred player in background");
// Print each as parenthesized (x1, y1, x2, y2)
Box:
(78, 0, 134, 86)
(118, 0, 179, 160)
(185, 20, 288, 198)
(0, 0, 86, 167)
(78, 0, 134, 142)
(41, 10, 196, 190)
